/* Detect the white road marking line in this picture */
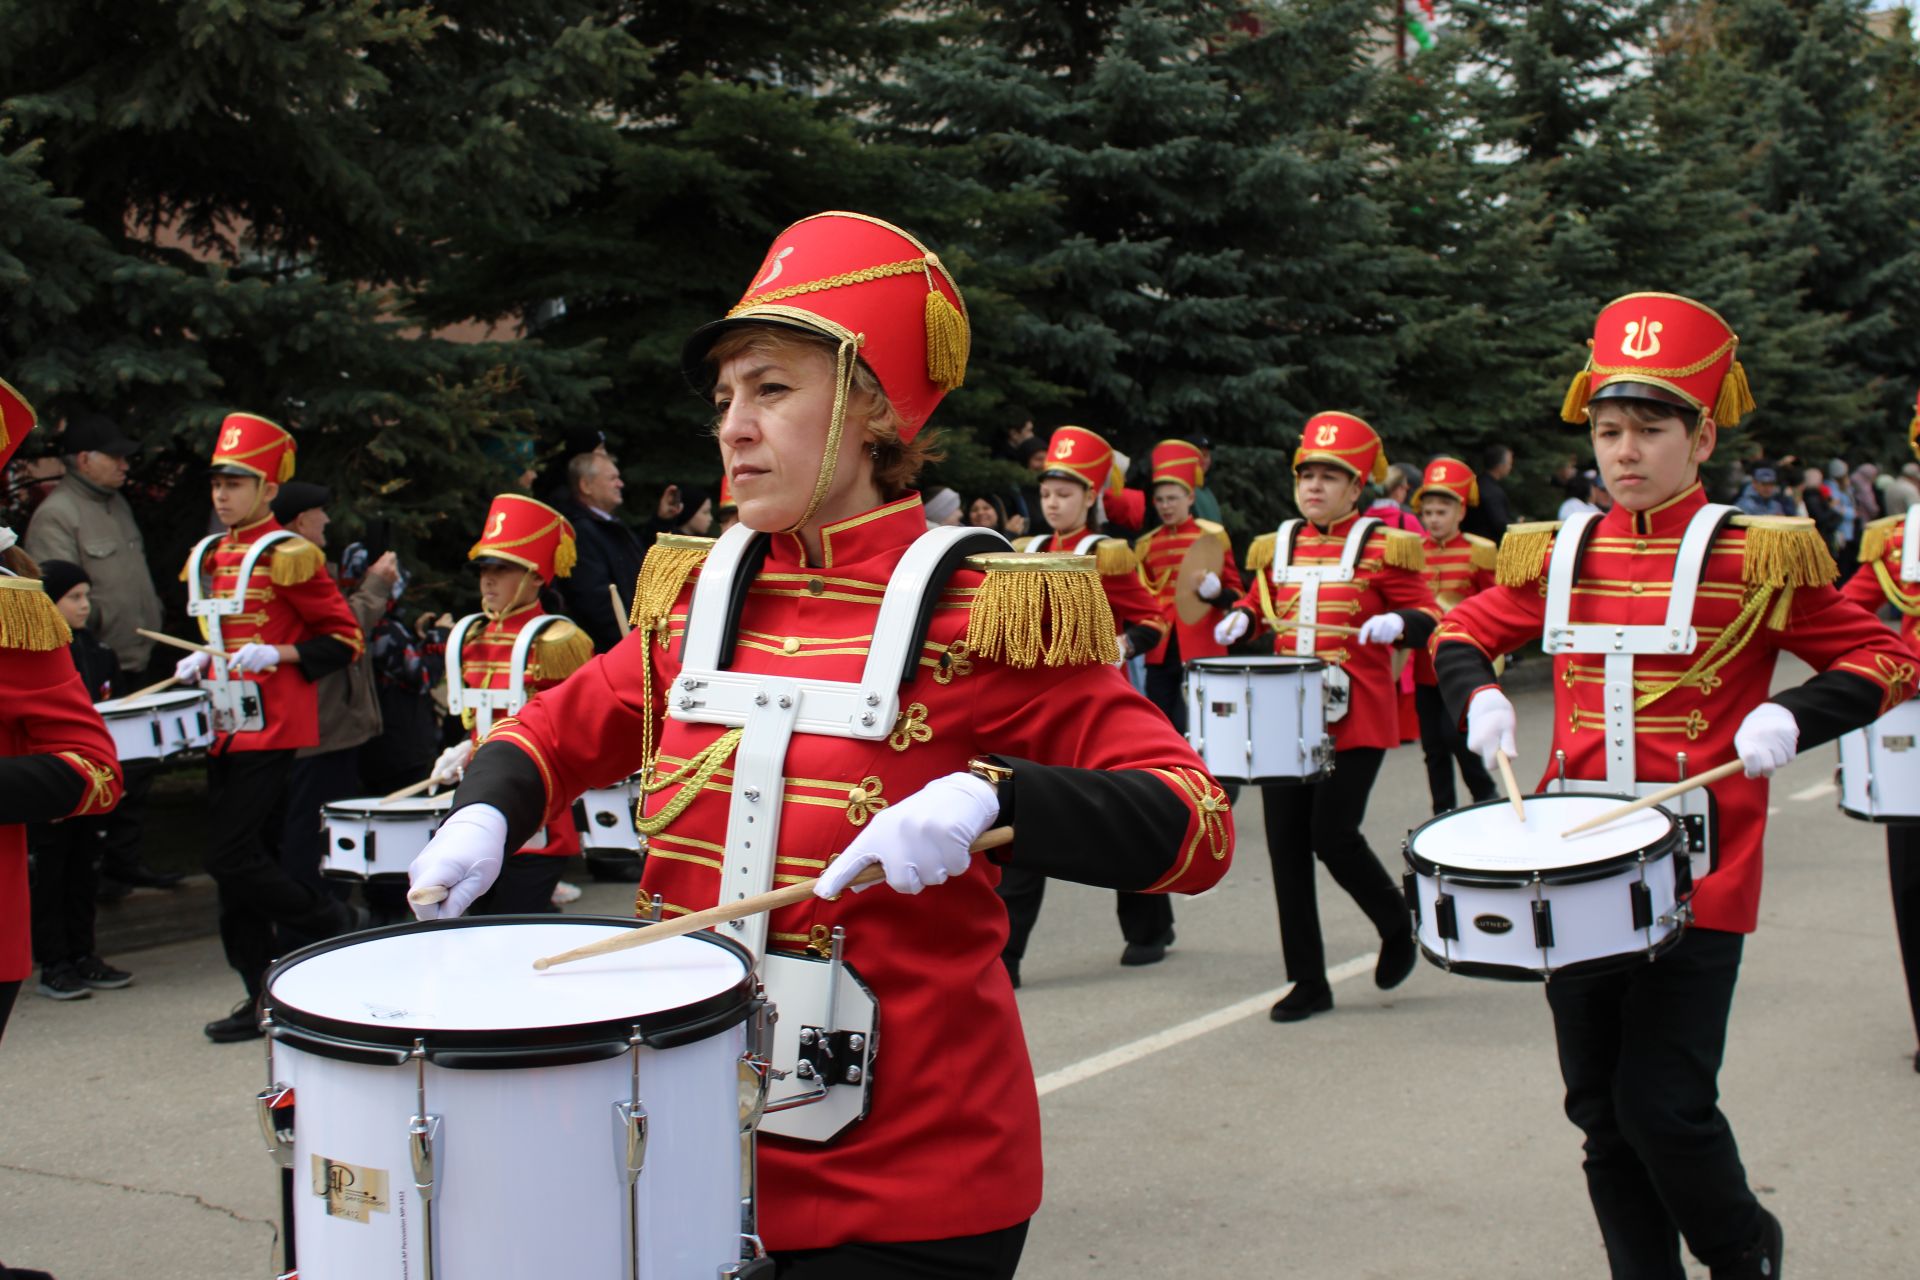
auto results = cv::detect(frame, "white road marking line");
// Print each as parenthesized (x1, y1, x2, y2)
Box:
(1034, 951, 1377, 1098)
(1787, 780, 1836, 803)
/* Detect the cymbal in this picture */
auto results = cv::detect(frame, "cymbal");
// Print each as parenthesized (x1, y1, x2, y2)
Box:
(1175, 536, 1225, 625)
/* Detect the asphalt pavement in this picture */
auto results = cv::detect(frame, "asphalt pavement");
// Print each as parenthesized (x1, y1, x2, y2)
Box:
(1, 659, 1914, 1278)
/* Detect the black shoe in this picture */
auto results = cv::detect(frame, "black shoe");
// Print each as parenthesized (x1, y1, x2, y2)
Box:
(93, 877, 134, 904)
(72, 955, 133, 989)
(1002, 957, 1021, 990)
(586, 854, 644, 883)
(0, 1260, 58, 1279)
(1375, 927, 1418, 990)
(204, 998, 263, 1043)
(1712, 1207, 1782, 1279)
(1269, 984, 1332, 1022)
(1912, 1047, 1919, 1074)
(107, 862, 186, 890)
(1120, 928, 1175, 967)
(35, 963, 91, 1002)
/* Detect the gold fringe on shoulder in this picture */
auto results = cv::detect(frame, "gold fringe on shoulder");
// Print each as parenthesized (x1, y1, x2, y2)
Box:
(1496, 522, 1561, 588)
(1466, 534, 1498, 573)
(1859, 515, 1903, 567)
(1093, 538, 1138, 576)
(530, 619, 593, 682)
(1245, 532, 1277, 576)
(629, 534, 713, 647)
(1733, 515, 1837, 589)
(0, 577, 72, 651)
(962, 554, 1119, 668)
(1380, 527, 1426, 572)
(268, 537, 324, 587)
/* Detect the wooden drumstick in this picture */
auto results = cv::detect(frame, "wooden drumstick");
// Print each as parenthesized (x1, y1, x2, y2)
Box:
(1558, 760, 1745, 838)
(1496, 751, 1526, 822)
(121, 675, 182, 701)
(610, 584, 632, 639)
(528, 825, 1018, 971)
(1271, 620, 1363, 637)
(382, 777, 440, 804)
(136, 627, 229, 659)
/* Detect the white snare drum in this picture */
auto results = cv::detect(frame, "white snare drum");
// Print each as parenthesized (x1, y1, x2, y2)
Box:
(1837, 698, 1920, 822)
(1184, 656, 1333, 784)
(578, 776, 643, 853)
(320, 795, 452, 882)
(1403, 793, 1691, 982)
(259, 919, 763, 1280)
(95, 689, 213, 761)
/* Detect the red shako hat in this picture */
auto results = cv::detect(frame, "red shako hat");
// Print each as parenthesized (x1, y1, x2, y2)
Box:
(1042, 426, 1124, 495)
(1414, 456, 1478, 507)
(1561, 293, 1754, 426)
(1293, 412, 1388, 484)
(210, 413, 297, 482)
(468, 494, 578, 581)
(1150, 439, 1206, 495)
(0, 377, 37, 474)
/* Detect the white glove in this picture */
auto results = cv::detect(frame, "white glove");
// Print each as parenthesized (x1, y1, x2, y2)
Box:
(430, 739, 475, 786)
(230, 642, 281, 673)
(1734, 702, 1798, 778)
(173, 652, 210, 684)
(1357, 613, 1405, 645)
(408, 803, 508, 920)
(1196, 571, 1222, 601)
(1214, 610, 1251, 646)
(1465, 687, 1518, 772)
(815, 772, 1000, 898)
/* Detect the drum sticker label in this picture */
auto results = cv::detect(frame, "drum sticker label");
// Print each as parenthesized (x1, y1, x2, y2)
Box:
(1473, 914, 1514, 936)
(311, 1155, 391, 1223)
(1882, 734, 1914, 752)
(1209, 701, 1237, 716)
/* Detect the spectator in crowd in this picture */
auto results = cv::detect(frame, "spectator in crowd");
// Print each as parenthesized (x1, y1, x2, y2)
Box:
(555, 449, 648, 653)
(1589, 471, 1613, 512)
(966, 493, 1012, 535)
(1887, 462, 1920, 517)
(1827, 458, 1860, 575)
(923, 487, 963, 528)
(26, 561, 135, 1002)
(1367, 463, 1421, 526)
(349, 542, 441, 800)
(1189, 434, 1225, 524)
(1015, 435, 1049, 475)
(1799, 465, 1840, 535)
(666, 483, 715, 537)
(1852, 462, 1883, 526)
(24, 414, 181, 899)
(1557, 471, 1601, 520)
(1734, 463, 1793, 517)
(1464, 444, 1515, 539)
(989, 407, 1036, 464)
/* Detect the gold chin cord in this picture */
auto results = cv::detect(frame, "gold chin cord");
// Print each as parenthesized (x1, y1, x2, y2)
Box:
(783, 333, 860, 537)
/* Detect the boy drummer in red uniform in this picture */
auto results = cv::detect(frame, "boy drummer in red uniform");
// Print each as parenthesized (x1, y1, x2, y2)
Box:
(1215, 412, 1439, 1021)
(407, 211, 1233, 1278)
(1410, 456, 1499, 813)
(1000, 425, 1176, 977)
(1133, 439, 1241, 734)
(425, 494, 593, 912)
(0, 377, 124, 1043)
(173, 414, 367, 1042)
(1434, 294, 1915, 1278)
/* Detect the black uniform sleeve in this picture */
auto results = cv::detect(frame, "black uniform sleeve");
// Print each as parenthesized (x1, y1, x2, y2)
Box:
(1396, 609, 1437, 650)
(293, 635, 357, 681)
(988, 756, 1196, 891)
(1435, 640, 1500, 728)
(1772, 670, 1890, 751)
(0, 758, 87, 824)
(448, 739, 549, 851)
(1122, 622, 1162, 658)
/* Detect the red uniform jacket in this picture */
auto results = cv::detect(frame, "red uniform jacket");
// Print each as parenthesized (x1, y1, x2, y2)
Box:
(1234, 513, 1440, 752)
(1413, 531, 1497, 686)
(1435, 485, 1915, 933)
(460, 602, 590, 856)
(2, 642, 124, 980)
(193, 516, 363, 754)
(1842, 515, 1920, 654)
(1134, 517, 1240, 664)
(459, 496, 1233, 1250)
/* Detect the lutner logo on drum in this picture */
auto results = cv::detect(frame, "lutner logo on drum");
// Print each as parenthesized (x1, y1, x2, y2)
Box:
(311, 1156, 390, 1223)
(1474, 914, 1514, 936)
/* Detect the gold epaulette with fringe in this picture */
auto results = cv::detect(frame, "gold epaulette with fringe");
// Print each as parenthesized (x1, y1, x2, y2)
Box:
(1379, 526, 1426, 572)
(1465, 533, 1498, 573)
(1496, 521, 1561, 588)
(628, 534, 713, 646)
(963, 552, 1119, 668)
(1859, 514, 1903, 566)
(1093, 538, 1138, 577)
(529, 618, 593, 682)
(1732, 515, 1838, 589)
(1245, 532, 1277, 576)
(0, 576, 73, 651)
(1195, 518, 1231, 546)
(268, 536, 324, 587)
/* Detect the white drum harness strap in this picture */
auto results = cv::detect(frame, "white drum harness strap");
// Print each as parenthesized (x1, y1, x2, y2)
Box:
(1904, 512, 1920, 584)
(185, 530, 298, 733)
(1270, 516, 1382, 656)
(445, 611, 576, 740)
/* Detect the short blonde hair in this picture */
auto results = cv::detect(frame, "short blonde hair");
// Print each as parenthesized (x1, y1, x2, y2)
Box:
(705, 325, 944, 496)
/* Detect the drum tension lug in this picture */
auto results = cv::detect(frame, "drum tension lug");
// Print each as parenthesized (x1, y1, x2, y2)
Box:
(256, 1085, 296, 1168)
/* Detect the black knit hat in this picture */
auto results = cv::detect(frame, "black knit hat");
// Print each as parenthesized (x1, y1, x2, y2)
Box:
(38, 559, 89, 605)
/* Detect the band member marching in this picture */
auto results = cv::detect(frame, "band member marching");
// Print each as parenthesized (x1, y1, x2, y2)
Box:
(999, 425, 1175, 978)
(1839, 389, 1920, 1076)
(1410, 457, 1499, 814)
(1134, 438, 1241, 735)
(406, 211, 1234, 1278)
(1214, 413, 1438, 1021)
(173, 413, 368, 1043)
(425, 494, 594, 913)
(1434, 294, 1916, 1278)
(0, 377, 124, 1043)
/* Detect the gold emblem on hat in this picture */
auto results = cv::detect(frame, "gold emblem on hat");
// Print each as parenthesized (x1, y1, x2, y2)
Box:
(220, 425, 244, 450)
(1056, 438, 1075, 457)
(486, 512, 506, 537)
(1621, 317, 1663, 360)
(1314, 423, 1339, 446)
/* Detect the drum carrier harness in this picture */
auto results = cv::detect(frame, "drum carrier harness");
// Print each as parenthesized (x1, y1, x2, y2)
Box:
(444, 610, 576, 739)
(1262, 516, 1382, 722)
(185, 530, 297, 734)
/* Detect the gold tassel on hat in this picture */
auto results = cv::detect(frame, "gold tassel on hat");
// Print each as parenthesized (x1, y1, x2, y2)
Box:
(1093, 539, 1138, 577)
(1495, 522, 1561, 588)
(925, 286, 970, 391)
(553, 530, 578, 579)
(1381, 528, 1426, 572)
(1860, 515, 1901, 567)
(1244, 532, 1277, 576)
(530, 619, 594, 681)
(268, 537, 324, 586)
(1713, 359, 1756, 427)
(630, 534, 712, 647)
(277, 450, 296, 483)
(0, 577, 72, 651)
(1735, 515, 1837, 589)
(963, 554, 1119, 668)
(1560, 366, 1595, 424)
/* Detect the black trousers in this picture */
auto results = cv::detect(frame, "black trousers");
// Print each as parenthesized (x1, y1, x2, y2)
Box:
(97, 757, 158, 883)
(1260, 747, 1406, 991)
(1890, 826, 1920, 1046)
(471, 853, 564, 916)
(1143, 655, 1187, 737)
(0, 980, 17, 1043)
(997, 865, 1173, 959)
(1545, 928, 1759, 1277)
(1414, 684, 1495, 815)
(27, 817, 103, 965)
(772, 1220, 1028, 1279)
(207, 750, 344, 997)
(277, 749, 363, 951)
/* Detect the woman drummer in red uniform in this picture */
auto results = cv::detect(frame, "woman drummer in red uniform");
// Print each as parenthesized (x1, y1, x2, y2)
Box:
(407, 212, 1233, 1278)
